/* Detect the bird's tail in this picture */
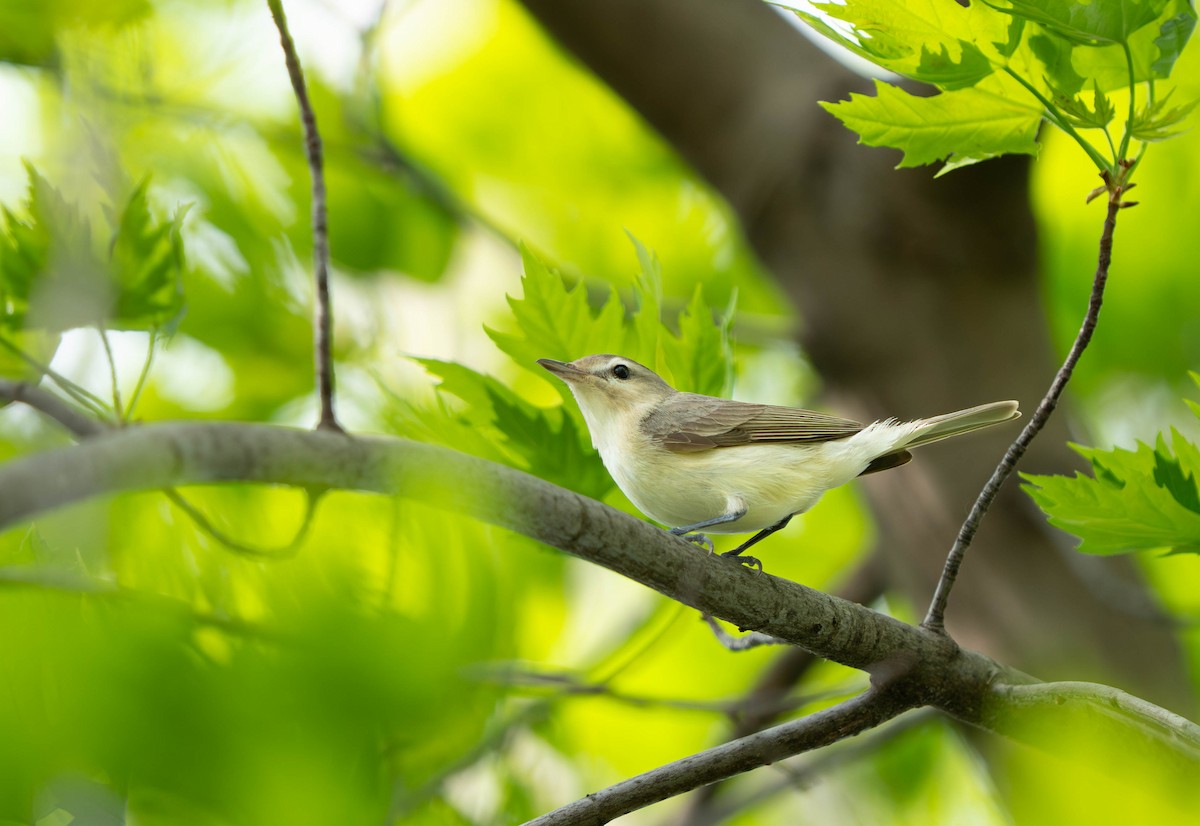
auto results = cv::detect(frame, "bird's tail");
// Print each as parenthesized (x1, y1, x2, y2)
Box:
(904, 400, 1021, 449)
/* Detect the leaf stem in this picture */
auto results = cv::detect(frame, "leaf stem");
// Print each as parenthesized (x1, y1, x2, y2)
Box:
(1003, 67, 1111, 174)
(97, 325, 124, 420)
(1117, 42, 1137, 163)
(923, 194, 1123, 634)
(266, 0, 343, 433)
(1101, 124, 1117, 162)
(125, 328, 158, 421)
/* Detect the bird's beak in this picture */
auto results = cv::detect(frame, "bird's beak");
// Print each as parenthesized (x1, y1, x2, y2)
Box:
(537, 358, 588, 383)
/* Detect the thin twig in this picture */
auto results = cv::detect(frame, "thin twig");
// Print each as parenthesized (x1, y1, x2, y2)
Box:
(97, 325, 124, 419)
(164, 486, 323, 560)
(125, 329, 159, 421)
(0, 378, 105, 437)
(475, 663, 858, 717)
(524, 689, 912, 826)
(0, 336, 111, 417)
(266, 0, 343, 433)
(923, 192, 1124, 633)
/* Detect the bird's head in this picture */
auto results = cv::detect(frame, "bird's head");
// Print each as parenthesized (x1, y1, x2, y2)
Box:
(538, 354, 675, 435)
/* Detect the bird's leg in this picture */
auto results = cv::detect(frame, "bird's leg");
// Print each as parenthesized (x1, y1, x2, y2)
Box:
(720, 515, 794, 572)
(669, 507, 748, 553)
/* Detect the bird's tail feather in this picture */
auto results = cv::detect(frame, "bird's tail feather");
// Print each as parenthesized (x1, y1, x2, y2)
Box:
(904, 401, 1020, 449)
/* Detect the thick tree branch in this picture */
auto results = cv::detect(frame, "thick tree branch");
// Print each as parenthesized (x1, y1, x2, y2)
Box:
(0, 422, 995, 691)
(526, 689, 913, 826)
(0, 420, 1197, 814)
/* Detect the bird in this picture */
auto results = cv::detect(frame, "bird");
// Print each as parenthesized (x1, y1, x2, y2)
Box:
(538, 354, 1019, 570)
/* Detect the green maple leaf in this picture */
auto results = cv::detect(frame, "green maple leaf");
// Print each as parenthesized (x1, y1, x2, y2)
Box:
(484, 245, 625, 405)
(1024, 429, 1200, 556)
(989, 0, 1168, 46)
(774, 0, 1007, 89)
(1053, 81, 1117, 128)
(1129, 88, 1200, 140)
(411, 358, 612, 499)
(786, 0, 1196, 176)
(820, 79, 1042, 171)
(1153, 3, 1199, 76)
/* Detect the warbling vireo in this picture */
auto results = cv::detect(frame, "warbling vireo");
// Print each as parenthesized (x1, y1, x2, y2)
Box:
(539, 354, 1019, 570)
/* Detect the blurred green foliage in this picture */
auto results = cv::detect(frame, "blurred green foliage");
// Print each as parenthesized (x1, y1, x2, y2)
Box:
(1, 163, 187, 334)
(0, 0, 1198, 824)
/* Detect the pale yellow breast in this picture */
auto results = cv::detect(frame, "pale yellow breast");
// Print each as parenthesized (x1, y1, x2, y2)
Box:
(601, 437, 855, 533)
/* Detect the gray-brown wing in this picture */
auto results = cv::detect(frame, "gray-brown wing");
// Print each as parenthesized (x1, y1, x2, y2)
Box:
(641, 393, 864, 453)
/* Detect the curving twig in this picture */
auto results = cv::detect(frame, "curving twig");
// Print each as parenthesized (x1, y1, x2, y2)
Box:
(265, 0, 343, 433)
(923, 192, 1123, 633)
(163, 486, 324, 559)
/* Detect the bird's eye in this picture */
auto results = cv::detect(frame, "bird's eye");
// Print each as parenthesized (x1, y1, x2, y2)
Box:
(612, 364, 631, 380)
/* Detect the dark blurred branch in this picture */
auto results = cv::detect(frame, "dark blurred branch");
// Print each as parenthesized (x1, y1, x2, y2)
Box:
(923, 195, 1123, 633)
(677, 552, 885, 823)
(686, 710, 936, 826)
(266, 0, 342, 433)
(526, 689, 913, 826)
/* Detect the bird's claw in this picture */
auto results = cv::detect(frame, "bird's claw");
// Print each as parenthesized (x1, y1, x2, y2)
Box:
(720, 550, 763, 574)
(669, 528, 714, 553)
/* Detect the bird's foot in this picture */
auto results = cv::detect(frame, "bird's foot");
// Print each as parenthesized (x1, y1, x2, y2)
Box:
(720, 549, 763, 574)
(669, 527, 714, 553)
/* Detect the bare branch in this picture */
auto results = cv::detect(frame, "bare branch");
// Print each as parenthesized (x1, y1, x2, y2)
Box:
(525, 690, 913, 826)
(265, 0, 343, 433)
(924, 194, 1122, 633)
(0, 379, 106, 438)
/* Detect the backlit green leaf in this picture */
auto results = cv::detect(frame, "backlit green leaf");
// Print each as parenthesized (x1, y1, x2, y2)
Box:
(1054, 82, 1117, 128)
(1153, 2, 1199, 76)
(820, 79, 1042, 170)
(1130, 89, 1200, 139)
(991, 0, 1167, 46)
(484, 245, 626, 399)
(1024, 428, 1200, 556)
